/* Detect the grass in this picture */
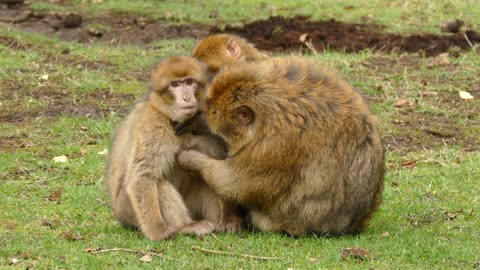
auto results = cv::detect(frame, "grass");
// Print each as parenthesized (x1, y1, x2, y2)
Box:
(1, 0, 480, 269)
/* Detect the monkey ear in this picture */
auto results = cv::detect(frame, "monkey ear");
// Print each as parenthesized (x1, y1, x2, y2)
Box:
(226, 38, 242, 58)
(233, 105, 254, 126)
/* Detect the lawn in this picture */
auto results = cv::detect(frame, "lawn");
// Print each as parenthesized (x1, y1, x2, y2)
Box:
(0, 0, 479, 269)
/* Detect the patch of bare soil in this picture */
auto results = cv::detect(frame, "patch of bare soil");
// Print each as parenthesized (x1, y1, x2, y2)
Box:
(1, 5, 479, 55)
(213, 16, 480, 56)
(0, 79, 135, 123)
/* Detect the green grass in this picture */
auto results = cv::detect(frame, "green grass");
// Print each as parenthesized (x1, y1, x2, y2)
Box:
(1, 0, 480, 269)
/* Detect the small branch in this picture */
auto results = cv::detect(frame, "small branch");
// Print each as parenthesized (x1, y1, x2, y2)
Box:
(463, 32, 474, 49)
(84, 247, 174, 261)
(211, 233, 233, 251)
(0, 10, 32, 23)
(192, 245, 281, 260)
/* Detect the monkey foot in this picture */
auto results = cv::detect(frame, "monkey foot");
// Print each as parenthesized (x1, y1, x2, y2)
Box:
(180, 219, 215, 236)
(216, 215, 244, 233)
(144, 226, 177, 241)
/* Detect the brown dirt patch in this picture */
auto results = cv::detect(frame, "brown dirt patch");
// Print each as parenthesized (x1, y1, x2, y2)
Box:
(0, 79, 135, 123)
(2, 5, 479, 55)
(213, 16, 480, 56)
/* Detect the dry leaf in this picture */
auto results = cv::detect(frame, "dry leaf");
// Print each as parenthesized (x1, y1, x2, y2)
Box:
(394, 99, 414, 108)
(428, 53, 451, 67)
(402, 160, 417, 169)
(52, 155, 68, 163)
(380, 231, 390, 238)
(38, 74, 49, 81)
(60, 230, 83, 241)
(79, 149, 88, 156)
(459, 91, 474, 100)
(341, 247, 373, 261)
(140, 254, 152, 262)
(97, 149, 109, 155)
(7, 257, 19, 265)
(45, 187, 63, 202)
(299, 33, 308, 43)
(420, 91, 438, 97)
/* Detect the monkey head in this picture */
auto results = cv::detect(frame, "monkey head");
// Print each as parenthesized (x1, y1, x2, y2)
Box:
(149, 56, 208, 123)
(193, 34, 268, 74)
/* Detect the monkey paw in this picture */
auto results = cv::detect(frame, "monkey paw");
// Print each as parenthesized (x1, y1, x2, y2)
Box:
(145, 226, 177, 241)
(216, 215, 244, 233)
(180, 220, 216, 236)
(177, 150, 205, 170)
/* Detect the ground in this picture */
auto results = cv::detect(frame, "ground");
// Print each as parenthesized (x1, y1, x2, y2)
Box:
(1, 3, 479, 154)
(0, 1, 479, 269)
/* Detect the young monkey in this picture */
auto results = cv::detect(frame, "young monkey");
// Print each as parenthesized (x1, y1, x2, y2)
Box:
(106, 56, 242, 241)
(192, 33, 268, 74)
(178, 57, 385, 236)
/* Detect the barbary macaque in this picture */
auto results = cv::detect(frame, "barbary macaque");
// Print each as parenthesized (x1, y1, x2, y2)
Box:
(192, 33, 268, 74)
(106, 56, 242, 241)
(178, 57, 385, 236)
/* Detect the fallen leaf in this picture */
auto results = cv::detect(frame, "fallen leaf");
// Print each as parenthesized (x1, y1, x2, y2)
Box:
(299, 33, 308, 43)
(394, 99, 414, 108)
(420, 91, 438, 97)
(427, 53, 451, 67)
(79, 149, 88, 156)
(83, 247, 99, 253)
(60, 230, 83, 241)
(79, 126, 89, 131)
(7, 257, 19, 265)
(97, 149, 109, 155)
(41, 219, 55, 228)
(52, 155, 68, 163)
(380, 231, 390, 238)
(38, 74, 49, 81)
(45, 187, 63, 202)
(341, 247, 373, 261)
(402, 160, 417, 169)
(445, 212, 457, 221)
(140, 254, 152, 262)
(5, 221, 16, 230)
(459, 91, 474, 100)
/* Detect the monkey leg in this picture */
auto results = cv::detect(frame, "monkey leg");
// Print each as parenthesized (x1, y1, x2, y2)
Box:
(126, 177, 178, 241)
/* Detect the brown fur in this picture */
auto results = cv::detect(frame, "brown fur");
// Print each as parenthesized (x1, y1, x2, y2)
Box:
(178, 57, 385, 236)
(193, 34, 268, 74)
(106, 56, 242, 241)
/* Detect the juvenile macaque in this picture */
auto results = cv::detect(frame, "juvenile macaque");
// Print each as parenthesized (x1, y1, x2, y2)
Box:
(192, 34, 268, 74)
(106, 56, 242, 241)
(178, 57, 385, 236)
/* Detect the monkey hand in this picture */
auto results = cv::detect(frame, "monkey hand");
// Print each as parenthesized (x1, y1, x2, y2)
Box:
(177, 150, 208, 171)
(216, 215, 244, 233)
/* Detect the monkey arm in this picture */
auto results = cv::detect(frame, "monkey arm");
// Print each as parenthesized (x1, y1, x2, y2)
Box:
(177, 150, 239, 202)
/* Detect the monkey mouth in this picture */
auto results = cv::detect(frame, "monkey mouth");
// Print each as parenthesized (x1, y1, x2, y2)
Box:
(178, 106, 198, 114)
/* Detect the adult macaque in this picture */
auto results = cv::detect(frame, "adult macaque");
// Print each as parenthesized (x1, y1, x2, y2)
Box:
(106, 56, 242, 241)
(178, 57, 385, 236)
(192, 34, 268, 74)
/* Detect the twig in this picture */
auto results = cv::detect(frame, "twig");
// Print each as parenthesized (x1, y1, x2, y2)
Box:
(211, 233, 233, 251)
(192, 245, 281, 260)
(84, 247, 174, 261)
(463, 32, 474, 49)
(0, 10, 32, 23)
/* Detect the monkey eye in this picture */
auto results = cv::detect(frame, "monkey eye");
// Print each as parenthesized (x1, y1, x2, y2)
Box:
(185, 79, 194, 85)
(171, 81, 179, 87)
